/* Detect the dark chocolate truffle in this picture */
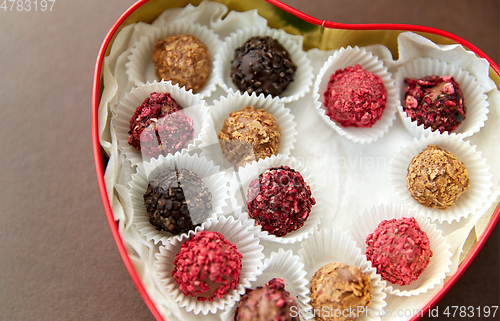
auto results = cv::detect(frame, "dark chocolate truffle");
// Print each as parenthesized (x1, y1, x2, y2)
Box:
(403, 75, 466, 133)
(246, 166, 315, 237)
(231, 36, 296, 97)
(143, 167, 212, 235)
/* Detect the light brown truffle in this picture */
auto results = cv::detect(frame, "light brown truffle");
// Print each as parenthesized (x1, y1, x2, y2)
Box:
(218, 106, 281, 168)
(310, 263, 372, 321)
(152, 34, 211, 92)
(406, 145, 469, 210)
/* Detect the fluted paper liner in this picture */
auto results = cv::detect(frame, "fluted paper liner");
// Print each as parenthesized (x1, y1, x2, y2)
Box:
(347, 203, 453, 297)
(395, 57, 490, 138)
(214, 25, 313, 103)
(129, 152, 230, 245)
(234, 154, 322, 244)
(154, 215, 265, 315)
(312, 46, 398, 144)
(298, 229, 387, 321)
(125, 22, 220, 99)
(389, 132, 494, 223)
(113, 81, 210, 165)
(221, 248, 312, 321)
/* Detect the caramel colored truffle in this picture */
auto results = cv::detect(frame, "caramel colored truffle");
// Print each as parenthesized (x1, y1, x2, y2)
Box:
(218, 106, 281, 167)
(152, 34, 211, 92)
(310, 263, 372, 321)
(406, 145, 469, 209)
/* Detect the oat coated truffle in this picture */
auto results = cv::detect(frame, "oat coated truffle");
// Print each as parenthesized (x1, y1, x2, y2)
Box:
(365, 217, 433, 286)
(246, 166, 315, 237)
(406, 145, 469, 209)
(231, 36, 297, 97)
(403, 75, 466, 133)
(310, 262, 372, 321)
(218, 106, 281, 168)
(323, 64, 387, 128)
(172, 230, 243, 301)
(152, 34, 211, 92)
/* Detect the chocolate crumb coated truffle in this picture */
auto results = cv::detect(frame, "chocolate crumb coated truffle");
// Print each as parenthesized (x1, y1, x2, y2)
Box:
(231, 36, 297, 97)
(366, 217, 433, 286)
(403, 75, 466, 133)
(406, 145, 469, 209)
(310, 262, 372, 321)
(172, 230, 243, 301)
(152, 34, 211, 92)
(324, 64, 387, 128)
(218, 106, 281, 168)
(234, 278, 298, 321)
(143, 167, 212, 235)
(246, 166, 315, 237)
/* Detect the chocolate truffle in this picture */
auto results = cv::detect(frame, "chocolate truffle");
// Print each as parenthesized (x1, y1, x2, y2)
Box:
(128, 92, 194, 158)
(152, 34, 211, 92)
(403, 75, 466, 133)
(231, 36, 296, 97)
(310, 262, 372, 321)
(234, 278, 298, 321)
(246, 166, 315, 237)
(218, 106, 281, 168)
(407, 145, 469, 209)
(172, 230, 243, 301)
(323, 64, 387, 127)
(143, 167, 212, 235)
(365, 217, 433, 286)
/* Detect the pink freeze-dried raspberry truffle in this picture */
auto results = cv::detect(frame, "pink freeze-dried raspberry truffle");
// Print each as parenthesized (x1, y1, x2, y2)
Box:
(365, 217, 433, 286)
(246, 166, 316, 237)
(172, 230, 243, 301)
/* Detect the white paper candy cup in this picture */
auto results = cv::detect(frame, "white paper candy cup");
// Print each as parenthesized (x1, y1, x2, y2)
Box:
(389, 131, 494, 223)
(113, 80, 210, 165)
(395, 57, 490, 138)
(125, 22, 220, 99)
(347, 203, 453, 297)
(234, 154, 322, 244)
(214, 25, 313, 103)
(129, 152, 230, 245)
(154, 215, 264, 315)
(312, 46, 398, 144)
(298, 229, 387, 321)
(199, 91, 297, 170)
(221, 248, 312, 321)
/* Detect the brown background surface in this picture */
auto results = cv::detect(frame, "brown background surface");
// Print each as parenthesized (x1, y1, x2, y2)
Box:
(0, 0, 498, 320)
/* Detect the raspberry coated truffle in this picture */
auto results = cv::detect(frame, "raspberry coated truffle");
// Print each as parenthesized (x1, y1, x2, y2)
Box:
(172, 230, 243, 301)
(403, 75, 466, 133)
(152, 34, 211, 92)
(234, 278, 298, 321)
(365, 217, 433, 286)
(407, 145, 469, 210)
(246, 166, 315, 237)
(231, 36, 297, 97)
(143, 167, 212, 235)
(323, 64, 387, 127)
(128, 92, 194, 158)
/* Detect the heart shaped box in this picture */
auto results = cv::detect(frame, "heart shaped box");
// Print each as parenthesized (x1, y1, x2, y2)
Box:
(92, 1, 500, 320)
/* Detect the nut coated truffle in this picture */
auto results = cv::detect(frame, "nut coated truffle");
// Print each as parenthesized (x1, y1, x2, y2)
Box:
(218, 106, 281, 168)
(143, 167, 212, 235)
(234, 278, 298, 321)
(152, 34, 211, 92)
(172, 230, 243, 301)
(323, 64, 387, 127)
(365, 217, 433, 286)
(407, 145, 469, 209)
(246, 166, 315, 237)
(403, 75, 466, 133)
(231, 36, 297, 97)
(310, 262, 372, 321)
